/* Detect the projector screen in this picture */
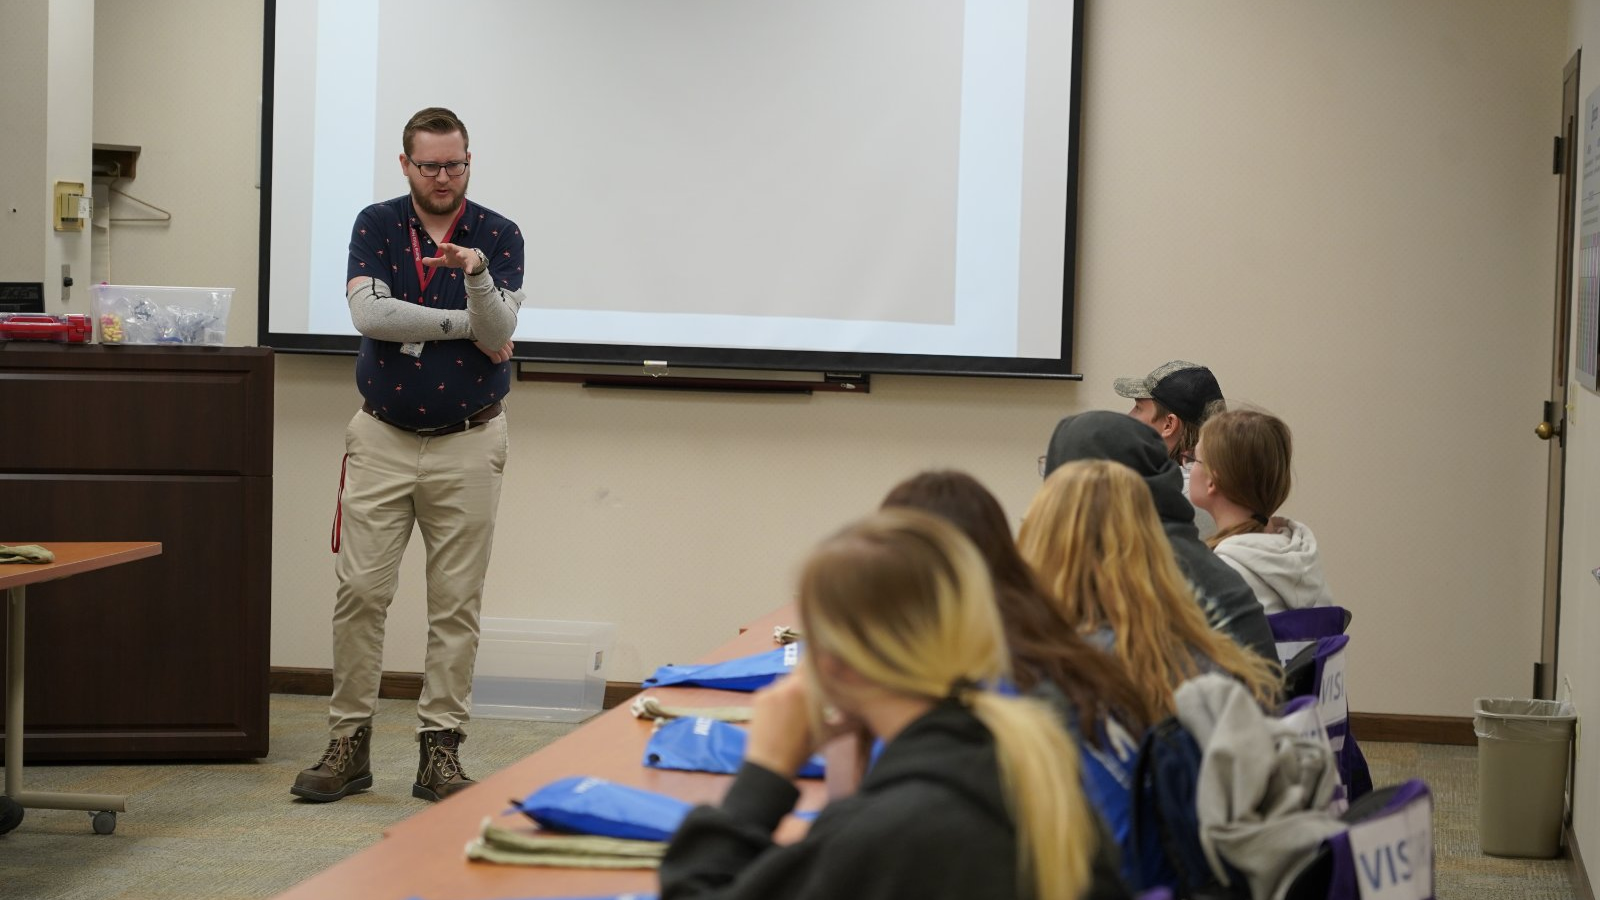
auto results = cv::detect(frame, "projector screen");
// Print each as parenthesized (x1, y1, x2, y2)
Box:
(259, 0, 1084, 378)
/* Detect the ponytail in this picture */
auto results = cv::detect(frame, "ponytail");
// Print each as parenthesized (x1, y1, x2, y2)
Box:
(1205, 517, 1269, 549)
(1196, 409, 1293, 551)
(968, 691, 1096, 900)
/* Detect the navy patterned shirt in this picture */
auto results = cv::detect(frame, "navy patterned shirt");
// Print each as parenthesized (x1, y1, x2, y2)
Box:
(347, 195, 524, 430)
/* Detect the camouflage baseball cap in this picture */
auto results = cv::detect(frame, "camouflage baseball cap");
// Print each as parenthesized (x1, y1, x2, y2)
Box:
(1113, 360, 1223, 426)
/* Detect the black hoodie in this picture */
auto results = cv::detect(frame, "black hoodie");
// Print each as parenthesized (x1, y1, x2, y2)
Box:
(660, 701, 1131, 900)
(1042, 411, 1277, 662)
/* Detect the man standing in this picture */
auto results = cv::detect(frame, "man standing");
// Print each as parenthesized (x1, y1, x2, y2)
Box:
(293, 107, 524, 803)
(1114, 360, 1226, 538)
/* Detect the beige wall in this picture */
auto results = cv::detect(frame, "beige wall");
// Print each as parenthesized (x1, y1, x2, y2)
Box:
(86, 1, 1566, 716)
(92, 0, 260, 329)
(2, 0, 92, 304)
(1, 1, 48, 286)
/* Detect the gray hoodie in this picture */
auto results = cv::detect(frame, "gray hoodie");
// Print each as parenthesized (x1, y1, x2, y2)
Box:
(1043, 411, 1278, 661)
(1213, 517, 1335, 615)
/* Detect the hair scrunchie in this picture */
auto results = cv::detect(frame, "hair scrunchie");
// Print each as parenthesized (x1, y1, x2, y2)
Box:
(946, 676, 980, 703)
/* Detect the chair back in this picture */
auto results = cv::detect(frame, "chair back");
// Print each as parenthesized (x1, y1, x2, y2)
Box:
(1327, 780, 1435, 899)
(1268, 606, 1352, 665)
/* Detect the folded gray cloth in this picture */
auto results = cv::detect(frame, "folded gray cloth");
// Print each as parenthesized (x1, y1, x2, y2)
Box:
(465, 819, 666, 868)
(629, 694, 752, 723)
(0, 544, 55, 564)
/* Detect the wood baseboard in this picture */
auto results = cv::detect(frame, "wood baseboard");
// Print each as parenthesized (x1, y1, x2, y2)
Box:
(269, 666, 644, 710)
(1348, 712, 1474, 745)
(269, 666, 424, 700)
(1572, 824, 1596, 900)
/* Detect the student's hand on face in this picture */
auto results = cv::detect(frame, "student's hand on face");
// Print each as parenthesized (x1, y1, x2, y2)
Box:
(475, 339, 514, 363)
(744, 672, 822, 778)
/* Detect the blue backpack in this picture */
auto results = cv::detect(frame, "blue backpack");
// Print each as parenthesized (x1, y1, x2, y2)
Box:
(1128, 717, 1249, 899)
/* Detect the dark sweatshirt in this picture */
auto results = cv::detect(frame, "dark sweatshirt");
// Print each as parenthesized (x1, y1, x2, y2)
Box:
(659, 700, 1131, 900)
(1042, 411, 1278, 662)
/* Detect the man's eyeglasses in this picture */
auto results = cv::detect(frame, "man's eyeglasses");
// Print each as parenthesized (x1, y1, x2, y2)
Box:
(408, 158, 469, 178)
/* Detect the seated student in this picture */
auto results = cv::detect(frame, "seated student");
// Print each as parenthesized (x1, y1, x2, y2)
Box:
(1191, 409, 1335, 614)
(660, 509, 1130, 900)
(1017, 459, 1281, 720)
(1113, 360, 1227, 538)
(880, 471, 1153, 879)
(1043, 410, 1277, 661)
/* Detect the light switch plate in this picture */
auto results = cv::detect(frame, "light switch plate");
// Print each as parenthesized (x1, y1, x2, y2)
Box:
(53, 180, 86, 231)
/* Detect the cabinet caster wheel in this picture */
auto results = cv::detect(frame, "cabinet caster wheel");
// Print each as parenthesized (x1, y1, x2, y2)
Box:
(0, 797, 23, 835)
(91, 810, 116, 835)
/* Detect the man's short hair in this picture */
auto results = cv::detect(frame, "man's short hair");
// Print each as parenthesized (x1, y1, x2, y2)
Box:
(403, 107, 470, 157)
(1154, 397, 1226, 459)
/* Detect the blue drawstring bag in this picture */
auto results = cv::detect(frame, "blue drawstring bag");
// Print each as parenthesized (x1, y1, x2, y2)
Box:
(643, 644, 800, 692)
(643, 716, 825, 779)
(510, 776, 691, 841)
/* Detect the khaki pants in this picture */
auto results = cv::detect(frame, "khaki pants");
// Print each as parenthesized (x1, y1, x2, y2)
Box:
(328, 407, 509, 737)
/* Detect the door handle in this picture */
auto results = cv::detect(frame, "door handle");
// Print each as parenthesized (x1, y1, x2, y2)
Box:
(1537, 400, 1563, 441)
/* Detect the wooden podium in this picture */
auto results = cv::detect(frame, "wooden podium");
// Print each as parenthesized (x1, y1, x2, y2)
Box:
(0, 344, 273, 760)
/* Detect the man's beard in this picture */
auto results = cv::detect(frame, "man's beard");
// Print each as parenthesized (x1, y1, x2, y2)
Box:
(411, 177, 467, 217)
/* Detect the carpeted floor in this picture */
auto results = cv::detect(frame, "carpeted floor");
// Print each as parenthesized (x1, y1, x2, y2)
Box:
(3, 694, 577, 900)
(0, 699, 1582, 899)
(1363, 740, 1576, 899)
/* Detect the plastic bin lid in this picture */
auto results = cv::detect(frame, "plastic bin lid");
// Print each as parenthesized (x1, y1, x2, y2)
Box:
(1473, 697, 1576, 720)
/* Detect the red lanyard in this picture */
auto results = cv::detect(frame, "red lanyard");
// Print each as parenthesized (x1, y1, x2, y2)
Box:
(408, 203, 467, 296)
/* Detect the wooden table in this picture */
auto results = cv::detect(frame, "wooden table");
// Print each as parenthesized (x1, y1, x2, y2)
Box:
(274, 605, 817, 900)
(1, 541, 163, 835)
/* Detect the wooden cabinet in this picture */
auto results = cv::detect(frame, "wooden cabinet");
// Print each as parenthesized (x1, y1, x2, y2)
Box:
(0, 344, 272, 760)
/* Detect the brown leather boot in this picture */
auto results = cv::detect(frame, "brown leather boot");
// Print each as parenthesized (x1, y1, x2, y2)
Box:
(412, 728, 476, 801)
(291, 725, 373, 802)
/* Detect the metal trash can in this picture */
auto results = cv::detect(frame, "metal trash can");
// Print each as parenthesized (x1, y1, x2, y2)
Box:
(1474, 697, 1577, 858)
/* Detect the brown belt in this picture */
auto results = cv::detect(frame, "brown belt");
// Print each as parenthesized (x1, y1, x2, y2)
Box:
(361, 400, 502, 437)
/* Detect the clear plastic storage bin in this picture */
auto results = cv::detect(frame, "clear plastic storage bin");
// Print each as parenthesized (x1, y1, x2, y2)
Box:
(91, 284, 232, 345)
(472, 618, 616, 723)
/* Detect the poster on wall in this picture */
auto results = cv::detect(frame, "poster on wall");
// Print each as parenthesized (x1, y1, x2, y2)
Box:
(1579, 88, 1600, 392)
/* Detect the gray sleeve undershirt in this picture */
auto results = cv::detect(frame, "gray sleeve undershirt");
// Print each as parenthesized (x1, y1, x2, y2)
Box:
(463, 264, 524, 347)
(347, 276, 473, 343)
(347, 268, 524, 346)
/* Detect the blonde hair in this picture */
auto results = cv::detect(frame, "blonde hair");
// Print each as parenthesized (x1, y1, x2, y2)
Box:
(1197, 409, 1293, 548)
(1017, 460, 1280, 717)
(799, 509, 1097, 900)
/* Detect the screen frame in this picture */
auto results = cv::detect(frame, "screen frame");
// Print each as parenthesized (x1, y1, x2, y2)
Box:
(256, 0, 1085, 380)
